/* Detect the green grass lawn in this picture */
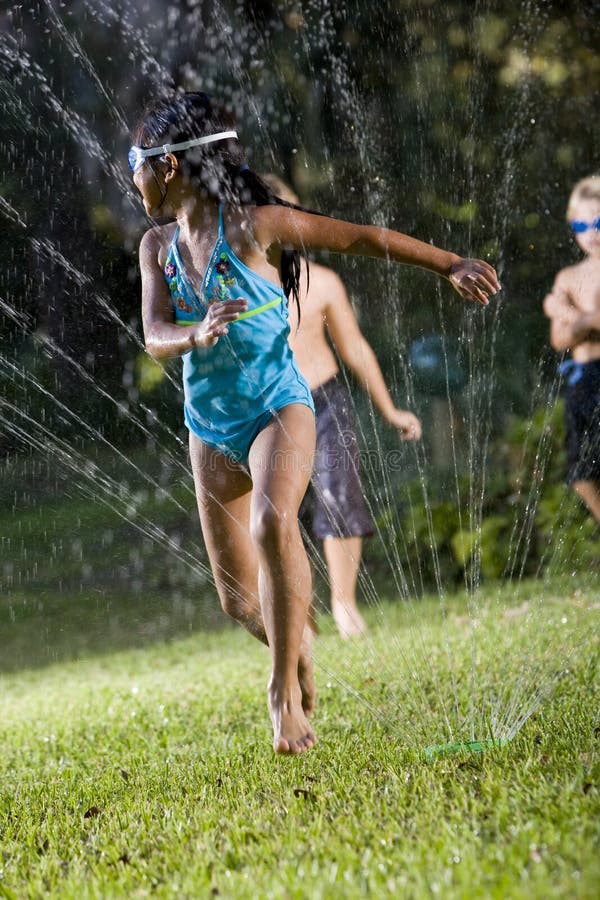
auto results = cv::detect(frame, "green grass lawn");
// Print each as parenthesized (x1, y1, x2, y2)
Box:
(1, 581, 599, 899)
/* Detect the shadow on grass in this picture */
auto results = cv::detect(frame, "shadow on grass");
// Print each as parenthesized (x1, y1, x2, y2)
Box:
(0, 586, 230, 675)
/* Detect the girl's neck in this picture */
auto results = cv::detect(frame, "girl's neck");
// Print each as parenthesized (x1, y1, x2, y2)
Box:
(176, 193, 220, 238)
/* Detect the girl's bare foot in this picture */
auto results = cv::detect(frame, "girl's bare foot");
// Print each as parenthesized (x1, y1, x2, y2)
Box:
(268, 681, 317, 754)
(298, 625, 316, 715)
(332, 600, 367, 639)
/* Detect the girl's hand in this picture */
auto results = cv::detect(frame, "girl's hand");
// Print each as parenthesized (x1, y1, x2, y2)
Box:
(448, 259, 500, 306)
(387, 409, 422, 441)
(191, 298, 248, 347)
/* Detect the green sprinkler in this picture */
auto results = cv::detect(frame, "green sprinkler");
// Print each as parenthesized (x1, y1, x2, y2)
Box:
(424, 738, 509, 761)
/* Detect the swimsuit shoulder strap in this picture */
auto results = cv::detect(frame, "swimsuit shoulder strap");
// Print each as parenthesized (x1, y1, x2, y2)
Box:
(167, 225, 181, 263)
(218, 204, 225, 239)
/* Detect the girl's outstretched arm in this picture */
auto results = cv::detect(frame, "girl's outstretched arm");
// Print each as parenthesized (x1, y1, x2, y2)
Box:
(252, 205, 500, 306)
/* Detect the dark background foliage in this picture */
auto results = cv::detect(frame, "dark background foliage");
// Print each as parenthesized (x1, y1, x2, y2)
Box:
(0, 1, 598, 616)
(1, 1, 598, 435)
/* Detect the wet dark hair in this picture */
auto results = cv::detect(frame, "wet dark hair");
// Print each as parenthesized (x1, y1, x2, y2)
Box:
(134, 91, 312, 318)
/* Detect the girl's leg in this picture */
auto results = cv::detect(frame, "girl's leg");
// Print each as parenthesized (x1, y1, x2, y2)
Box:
(189, 434, 266, 643)
(323, 535, 367, 638)
(190, 432, 316, 719)
(248, 404, 317, 754)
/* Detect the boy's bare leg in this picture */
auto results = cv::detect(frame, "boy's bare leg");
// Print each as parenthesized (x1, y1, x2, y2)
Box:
(248, 404, 317, 754)
(572, 480, 600, 523)
(323, 535, 367, 638)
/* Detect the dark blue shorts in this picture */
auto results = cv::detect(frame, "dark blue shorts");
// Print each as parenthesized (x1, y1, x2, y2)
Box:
(564, 359, 600, 484)
(299, 375, 374, 539)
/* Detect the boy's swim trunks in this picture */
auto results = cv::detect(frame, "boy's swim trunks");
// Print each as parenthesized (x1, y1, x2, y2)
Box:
(163, 205, 313, 465)
(563, 358, 600, 484)
(299, 375, 375, 539)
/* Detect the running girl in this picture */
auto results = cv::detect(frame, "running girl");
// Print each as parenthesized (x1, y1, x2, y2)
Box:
(130, 91, 500, 754)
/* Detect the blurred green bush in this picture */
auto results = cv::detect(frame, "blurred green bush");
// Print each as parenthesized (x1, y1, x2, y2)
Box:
(368, 400, 597, 591)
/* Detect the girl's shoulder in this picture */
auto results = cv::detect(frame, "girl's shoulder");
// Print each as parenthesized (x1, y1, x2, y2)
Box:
(249, 202, 300, 226)
(139, 221, 178, 267)
(248, 202, 312, 250)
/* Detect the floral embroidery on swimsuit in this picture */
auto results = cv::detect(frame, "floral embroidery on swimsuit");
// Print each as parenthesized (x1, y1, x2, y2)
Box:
(164, 253, 179, 297)
(214, 252, 237, 301)
(164, 253, 192, 314)
(164, 240, 249, 317)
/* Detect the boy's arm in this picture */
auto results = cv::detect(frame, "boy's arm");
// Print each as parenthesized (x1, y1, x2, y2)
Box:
(543, 277, 600, 351)
(323, 272, 421, 439)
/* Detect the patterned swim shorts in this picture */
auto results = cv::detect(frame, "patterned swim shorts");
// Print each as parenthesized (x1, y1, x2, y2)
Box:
(299, 375, 374, 539)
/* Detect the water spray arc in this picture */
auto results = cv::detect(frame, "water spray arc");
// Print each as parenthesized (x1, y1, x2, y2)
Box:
(0, 0, 597, 757)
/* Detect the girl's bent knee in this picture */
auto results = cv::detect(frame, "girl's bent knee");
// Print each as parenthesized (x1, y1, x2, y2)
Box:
(250, 505, 296, 551)
(219, 591, 246, 622)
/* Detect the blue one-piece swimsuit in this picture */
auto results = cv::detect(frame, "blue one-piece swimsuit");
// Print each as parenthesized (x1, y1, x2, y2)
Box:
(163, 205, 314, 464)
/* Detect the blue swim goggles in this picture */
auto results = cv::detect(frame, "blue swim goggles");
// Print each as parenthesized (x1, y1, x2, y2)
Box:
(569, 216, 600, 233)
(128, 130, 238, 173)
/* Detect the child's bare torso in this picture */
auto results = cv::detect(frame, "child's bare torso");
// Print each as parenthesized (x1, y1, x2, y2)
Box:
(557, 257, 600, 362)
(287, 262, 341, 390)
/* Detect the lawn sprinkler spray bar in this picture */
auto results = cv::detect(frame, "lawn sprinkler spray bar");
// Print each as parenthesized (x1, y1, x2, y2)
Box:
(424, 738, 510, 761)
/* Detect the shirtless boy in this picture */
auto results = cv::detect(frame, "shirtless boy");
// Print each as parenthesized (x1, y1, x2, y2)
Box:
(543, 175, 600, 523)
(262, 175, 422, 637)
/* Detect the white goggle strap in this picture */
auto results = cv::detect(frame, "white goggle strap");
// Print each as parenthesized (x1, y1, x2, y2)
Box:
(140, 130, 238, 160)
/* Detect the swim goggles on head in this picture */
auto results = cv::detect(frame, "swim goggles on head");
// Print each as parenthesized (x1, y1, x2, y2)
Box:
(128, 130, 238, 173)
(569, 216, 600, 233)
